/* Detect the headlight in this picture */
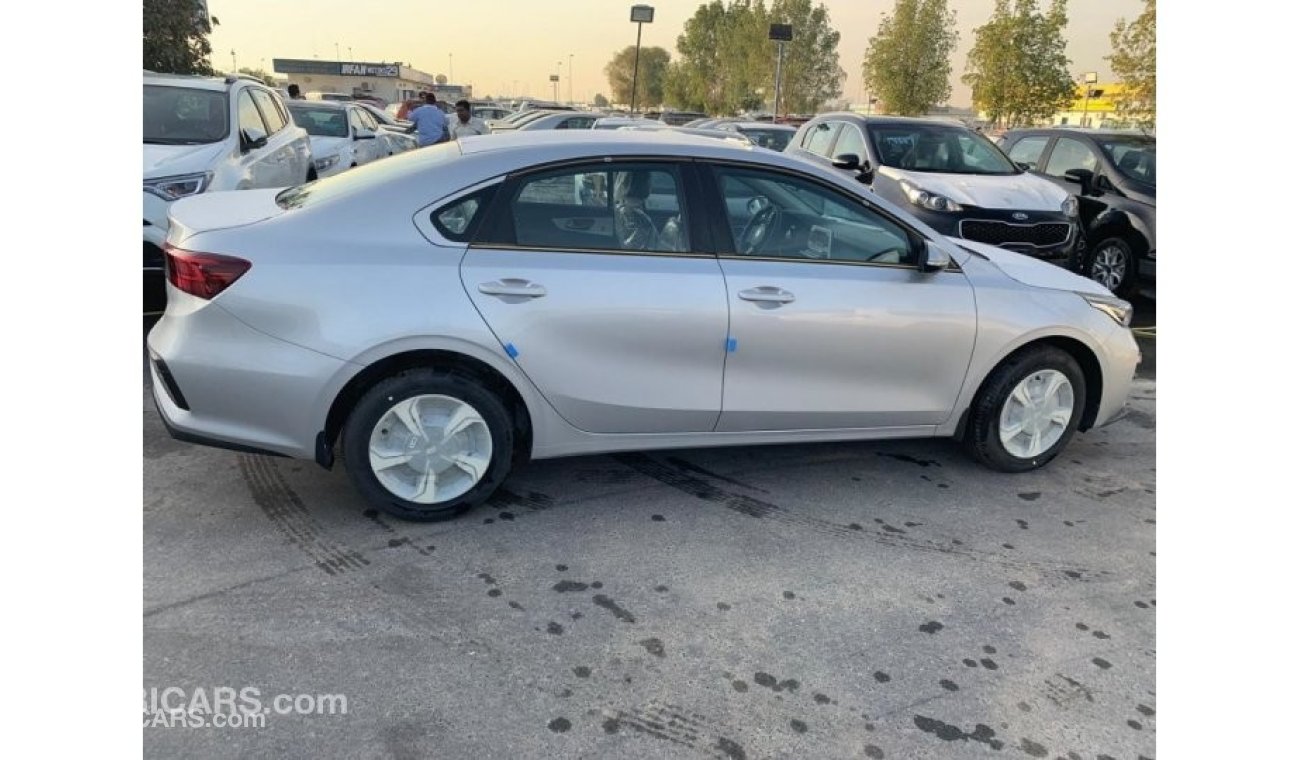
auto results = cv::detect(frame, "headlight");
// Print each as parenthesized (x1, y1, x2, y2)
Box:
(314, 155, 340, 171)
(1079, 292, 1132, 326)
(143, 172, 212, 200)
(900, 181, 962, 212)
(1061, 196, 1079, 217)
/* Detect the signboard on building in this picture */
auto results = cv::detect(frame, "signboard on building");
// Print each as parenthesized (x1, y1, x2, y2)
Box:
(273, 59, 400, 77)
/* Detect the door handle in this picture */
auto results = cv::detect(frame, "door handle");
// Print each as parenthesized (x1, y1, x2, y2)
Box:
(737, 286, 795, 305)
(563, 218, 595, 231)
(478, 279, 547, 298)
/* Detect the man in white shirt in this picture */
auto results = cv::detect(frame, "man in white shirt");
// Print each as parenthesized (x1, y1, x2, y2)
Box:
(449, 99, 490, 140)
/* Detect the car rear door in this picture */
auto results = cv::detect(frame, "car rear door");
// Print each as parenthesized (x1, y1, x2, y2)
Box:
(702, 163, 977, 432)
(248, 88, 300, 186)
(234, 90, 278, 189)
(460, 161, 729, 434)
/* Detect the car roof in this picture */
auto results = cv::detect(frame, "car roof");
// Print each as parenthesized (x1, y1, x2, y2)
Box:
(456, 130, 803, 165)
(142, 72, 233, 92)
(808, 112, 980, 128)
(728, 121, 796, 131)
(286, 100, 351, 110)
(1003, 127, 1155, 140)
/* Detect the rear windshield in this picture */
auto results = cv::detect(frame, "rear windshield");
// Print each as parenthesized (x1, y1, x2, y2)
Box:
(144, 85, 229, 144)
(1099, 137, 1156, 186)
(276, 142, 463, 209)
(288, 106, 349, 138)
(870, 124, 1018, 175)
(736, 127, 795, 151)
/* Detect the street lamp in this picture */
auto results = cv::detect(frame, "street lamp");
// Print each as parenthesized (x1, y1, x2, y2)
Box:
(230, 49, 237, 73)
(450, 54, 454, 83)
(334, 42, 340, 60)
(629, 5, 655, 113)
(769, 23, 793, 119)
(568, 54, 574, 105)
(1082, 71, 1098, 127)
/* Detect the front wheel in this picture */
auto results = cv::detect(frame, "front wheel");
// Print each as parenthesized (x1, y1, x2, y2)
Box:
(342, 369, 514, 521)
(1085, 237, 1136, 296)
(964, 346, 1085, 472)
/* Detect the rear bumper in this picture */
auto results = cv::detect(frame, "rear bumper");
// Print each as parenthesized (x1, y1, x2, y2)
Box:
(147, 292, 351, 459)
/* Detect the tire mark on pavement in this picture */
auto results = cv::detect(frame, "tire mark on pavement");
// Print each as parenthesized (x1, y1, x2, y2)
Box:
(238, 455, 369, 576)
(612, 453, 1101, 580)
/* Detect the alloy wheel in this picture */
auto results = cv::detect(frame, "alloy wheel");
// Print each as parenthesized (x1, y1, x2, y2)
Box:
(368, 394, 493, 504)
(998, 370, 1074, 459)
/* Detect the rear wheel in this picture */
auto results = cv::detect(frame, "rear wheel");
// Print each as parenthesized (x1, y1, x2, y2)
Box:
(342, 369, 513, 521)
(964, 346, 1085, 472)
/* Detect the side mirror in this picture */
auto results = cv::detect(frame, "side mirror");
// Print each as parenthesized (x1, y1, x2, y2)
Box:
(241, 128, 268, 152)
(354, 129, 376, 140)
(1014, 161, 1034, 171)
(832, 153, 861, 171)
(1063, 168, 1095, 196)
(920, 241, 951, 273)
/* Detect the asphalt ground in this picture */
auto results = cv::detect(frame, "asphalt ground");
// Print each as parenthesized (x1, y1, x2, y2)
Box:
(143, 308, 1155, 760)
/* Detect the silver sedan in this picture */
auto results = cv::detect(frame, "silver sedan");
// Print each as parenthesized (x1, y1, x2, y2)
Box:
(148, 131, 1140, 521)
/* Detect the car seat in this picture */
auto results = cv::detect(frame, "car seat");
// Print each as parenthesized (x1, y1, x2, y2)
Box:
(613, 172, 659, 250)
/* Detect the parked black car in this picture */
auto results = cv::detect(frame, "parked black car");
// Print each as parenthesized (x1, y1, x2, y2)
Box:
(787, 115, 1081, 260)
(999, 128, 1155, 297)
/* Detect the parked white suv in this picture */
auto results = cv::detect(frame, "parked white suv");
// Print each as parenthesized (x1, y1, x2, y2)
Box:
(143, 72, 312, 313)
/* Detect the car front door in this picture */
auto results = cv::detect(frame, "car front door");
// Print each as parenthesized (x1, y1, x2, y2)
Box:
(235, 90, 276, 188)
(703, 164, 977, 431)
(461, 161, 729, 434)
(1042, 136, 1112, 227)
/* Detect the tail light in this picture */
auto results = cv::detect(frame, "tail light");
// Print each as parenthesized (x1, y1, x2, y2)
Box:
(163, 244, 251, 299)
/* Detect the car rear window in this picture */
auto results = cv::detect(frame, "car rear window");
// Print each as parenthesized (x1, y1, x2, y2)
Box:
(289, 106, 349, 138)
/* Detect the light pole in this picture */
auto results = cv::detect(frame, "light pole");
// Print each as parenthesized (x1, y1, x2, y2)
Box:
(230, 50, 237, 73)
(769, 23, 792, 119)
(334, 42, 340, 60)
(450, 54, 454, 83)
(568, 54, 574, 104)
(1081, 71, 1098, 127)
(629, 5, 655, 113)
(348, 46, 353, 60)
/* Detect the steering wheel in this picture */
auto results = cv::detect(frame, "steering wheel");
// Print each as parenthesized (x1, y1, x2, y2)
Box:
(615, 204, 657, 250)
(739, 203, 782, 254)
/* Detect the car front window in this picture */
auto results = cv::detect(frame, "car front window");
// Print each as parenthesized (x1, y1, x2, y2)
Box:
(144, 85, 229, 144)
(870, 124, 1018, 175)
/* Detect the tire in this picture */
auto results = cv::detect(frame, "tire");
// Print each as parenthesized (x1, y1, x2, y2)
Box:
(964, 346, 1086, 473)
(306, 168, 318, 182)
(1084, 236, 1136, 297)
(341, 368, 513, 521)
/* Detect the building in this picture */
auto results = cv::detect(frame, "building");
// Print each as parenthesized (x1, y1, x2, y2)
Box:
(1052, 82, 1140, 129)
(272, 58, 436, 106)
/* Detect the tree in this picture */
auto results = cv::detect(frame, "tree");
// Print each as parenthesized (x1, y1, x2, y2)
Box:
(767, 0, 846, 114)
(862, 0, 958, 116)
(238, 67, 276, 87)
(143, 0, 218, 75)
(663, 0, 843, 115)
(604, 46, 671, 107)
(592, 93, 610, 108)
(963, 0, 1075, 127)
(1107, 0, 1155, 131)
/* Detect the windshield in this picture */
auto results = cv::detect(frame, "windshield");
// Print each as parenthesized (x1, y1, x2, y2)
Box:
(143, 85, 229, 145)
(1099, 137, 1156, 186)
(736, 127, 794, 151)
(870, 124, 1018, 175)
(288, 106, 349, 138)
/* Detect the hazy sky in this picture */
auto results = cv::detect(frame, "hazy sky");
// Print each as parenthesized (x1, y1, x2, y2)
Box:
(207, 0, 1144, 107)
